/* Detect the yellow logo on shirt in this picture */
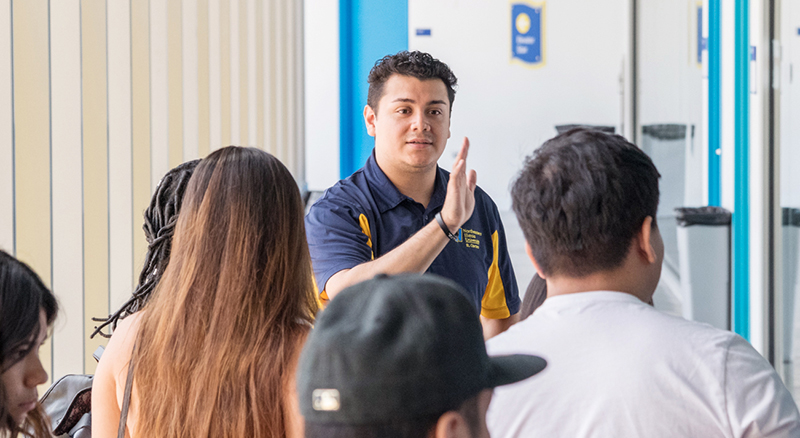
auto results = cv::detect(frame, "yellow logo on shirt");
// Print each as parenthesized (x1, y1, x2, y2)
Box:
(462, 229, 482, 250)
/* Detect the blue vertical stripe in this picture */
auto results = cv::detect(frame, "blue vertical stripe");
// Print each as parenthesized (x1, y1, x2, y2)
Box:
(339, 0, 408, 178)
(338, 0, 353, 179)
(708, 0, 721, 207)
(733, 0, 749, 340)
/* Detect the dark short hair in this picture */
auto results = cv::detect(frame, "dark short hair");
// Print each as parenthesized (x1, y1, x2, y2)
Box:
(304, 394, 481, 438)
(367, 51, 458, 114)
(511, 128, 660, 278)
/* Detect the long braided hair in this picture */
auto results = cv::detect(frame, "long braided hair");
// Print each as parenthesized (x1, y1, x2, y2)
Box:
(91, 159, 200, 338)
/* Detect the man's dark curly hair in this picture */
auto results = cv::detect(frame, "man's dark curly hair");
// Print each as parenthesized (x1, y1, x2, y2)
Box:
(367, 51, 458, 115)
(511, 128, 660, 278)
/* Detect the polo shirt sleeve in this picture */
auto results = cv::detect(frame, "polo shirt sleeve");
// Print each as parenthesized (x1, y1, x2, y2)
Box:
(480, 202, 521, 319)
(723, 334, 800, 437)
(305, 196, 375, 297)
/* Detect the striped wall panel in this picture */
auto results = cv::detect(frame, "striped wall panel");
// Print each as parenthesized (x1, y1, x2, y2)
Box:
(197, 0, 210, 156)
(247, 0, 257, 147)
(183, 0, 200, 160)
(167, 0, 183, 168)
(0, 0, 13, 254)
(1, 0, 305, 385)
(220, 0, 231, 147)
(13, 0, 52, 387)
(50, 0, 84, 378)
(230, 0, 240, 145)
(256, 0, 264, 150)
(150, 0, 169, 192)
(131, 0, 152, 279)
(208, 0, 221, 151)
(107, 0, 134, 313)
(81, 0, 109, 374)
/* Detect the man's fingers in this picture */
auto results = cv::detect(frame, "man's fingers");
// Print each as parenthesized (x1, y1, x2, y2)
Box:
(455, 137, 470, 164)
(467, 169, 477, 191)
(451, 159, 466, 180)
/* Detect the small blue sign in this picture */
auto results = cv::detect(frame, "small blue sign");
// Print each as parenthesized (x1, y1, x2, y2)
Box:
(416, 28, 431, 37)
(511, 3, 543, 65)
(697, 6, 704, 64)
(750, 46, 756, 61)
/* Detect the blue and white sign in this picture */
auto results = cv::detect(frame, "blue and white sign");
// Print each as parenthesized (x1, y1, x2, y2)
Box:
(697, 5, 704, 65)
(511, 3, 543, 65)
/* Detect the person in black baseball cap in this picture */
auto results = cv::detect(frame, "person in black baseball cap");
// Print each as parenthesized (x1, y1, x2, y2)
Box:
(297, 274, 546, 438)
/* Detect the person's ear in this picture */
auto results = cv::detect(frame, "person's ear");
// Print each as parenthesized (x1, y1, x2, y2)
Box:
(364, 105, 377, 137)
(525, 242, 546, 279)
(637, 216, 658, 264)
(432, 411, 469, 438)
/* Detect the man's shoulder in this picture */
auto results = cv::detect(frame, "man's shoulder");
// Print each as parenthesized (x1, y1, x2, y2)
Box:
(473, 185, 498, 212)
(488, 295, 739, 354)
(309, 169, 373, 212)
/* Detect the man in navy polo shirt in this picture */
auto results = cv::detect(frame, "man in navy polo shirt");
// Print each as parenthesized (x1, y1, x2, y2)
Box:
(305, 51, 520, 338)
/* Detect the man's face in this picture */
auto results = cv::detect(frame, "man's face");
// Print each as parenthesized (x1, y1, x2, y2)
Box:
(1, 310, 48, 426)
(364, 74, 451, 176)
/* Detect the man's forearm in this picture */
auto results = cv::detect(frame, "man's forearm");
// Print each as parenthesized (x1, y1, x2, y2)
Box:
(481, 313, 519, 340)
(324, 219, 451, 299)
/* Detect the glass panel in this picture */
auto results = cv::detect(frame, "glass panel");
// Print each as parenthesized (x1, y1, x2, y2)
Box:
(637, 0, 709, 321)
(779, 0, 800, 398)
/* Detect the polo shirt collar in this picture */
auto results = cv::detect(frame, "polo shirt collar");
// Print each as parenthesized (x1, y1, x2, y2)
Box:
(364, 151, 448, 214)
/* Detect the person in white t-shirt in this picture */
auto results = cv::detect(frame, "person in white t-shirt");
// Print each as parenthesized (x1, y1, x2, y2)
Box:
(487, 127, 800, 438)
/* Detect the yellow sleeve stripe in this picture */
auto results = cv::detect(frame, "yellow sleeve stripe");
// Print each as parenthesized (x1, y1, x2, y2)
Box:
(316, 214, 374, 301)
(312, 275, 329, 304)
(481, 230, 511, 319)
(358, 213, 375, 260)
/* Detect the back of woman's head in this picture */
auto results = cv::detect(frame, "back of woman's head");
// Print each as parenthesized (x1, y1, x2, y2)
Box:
(92, 159, 200, 338)
(0, 250, 58, 437)
(134, 147, 317, 438)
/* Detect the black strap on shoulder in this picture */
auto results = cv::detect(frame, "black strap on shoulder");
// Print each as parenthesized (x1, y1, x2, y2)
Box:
(117, 341, 137, 438)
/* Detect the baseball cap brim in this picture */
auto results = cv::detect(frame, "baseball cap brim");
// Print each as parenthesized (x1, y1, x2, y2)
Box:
(486, 354, 547, 388)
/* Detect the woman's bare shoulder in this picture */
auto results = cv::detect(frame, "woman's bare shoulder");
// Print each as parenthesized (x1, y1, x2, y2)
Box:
(95, 312, 144, 379)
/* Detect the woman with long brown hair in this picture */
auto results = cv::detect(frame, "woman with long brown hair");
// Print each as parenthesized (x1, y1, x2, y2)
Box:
(0, 250, 58, 438)
(92, 147, 318, 438)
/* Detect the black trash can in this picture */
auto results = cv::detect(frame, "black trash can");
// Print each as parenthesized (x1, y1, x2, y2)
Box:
(675, 206, 732, 330)
(782, 208, 800, 386)
(554, 124, 615, 135)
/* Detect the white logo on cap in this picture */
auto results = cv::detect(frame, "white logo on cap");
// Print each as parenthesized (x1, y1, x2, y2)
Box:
(312, 389, 341, 411)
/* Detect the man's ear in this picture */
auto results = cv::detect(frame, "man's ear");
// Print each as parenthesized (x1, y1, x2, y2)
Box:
(524, 242, 546, 279)
(637, 216, 658, 264)
(432, 411, 468, 438)
(364, 105, 377, 137)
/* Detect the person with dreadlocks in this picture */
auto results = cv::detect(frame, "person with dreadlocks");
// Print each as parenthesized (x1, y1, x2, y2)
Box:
(92, 147, 318, 438)
(91, 159, 200, 338)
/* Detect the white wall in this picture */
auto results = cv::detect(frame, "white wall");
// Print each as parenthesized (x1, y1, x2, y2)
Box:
(409, 0, 630, 210)
(304, 0, 340, 192)
(781, 0, 800, 208)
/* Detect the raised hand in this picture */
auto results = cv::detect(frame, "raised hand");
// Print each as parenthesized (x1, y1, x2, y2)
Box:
(440, 137, 477, 232)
